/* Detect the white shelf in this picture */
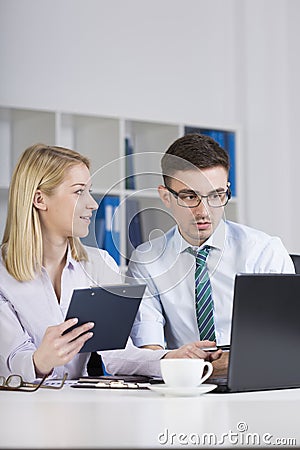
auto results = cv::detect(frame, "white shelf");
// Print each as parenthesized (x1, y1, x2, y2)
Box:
(58, 113, 122, 192)
(126, 120, 180, 191)
(0, 106, 242, 268)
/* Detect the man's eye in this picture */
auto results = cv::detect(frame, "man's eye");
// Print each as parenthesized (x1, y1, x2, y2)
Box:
(180, 193, 197, 200)
(209, 192, 225, 200)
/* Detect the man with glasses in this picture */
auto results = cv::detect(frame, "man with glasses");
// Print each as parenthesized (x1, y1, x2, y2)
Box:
(102, 133, 294, 376)
(118, 134, 295, 368)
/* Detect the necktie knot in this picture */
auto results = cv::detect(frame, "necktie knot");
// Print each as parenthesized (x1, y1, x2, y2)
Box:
(196, 245, 211, 265)
(186, 245, 211, 258)
(187, 245, 211, 270)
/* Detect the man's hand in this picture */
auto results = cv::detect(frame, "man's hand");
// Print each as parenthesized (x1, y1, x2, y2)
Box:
(211, 350, 229, 376)
(163, 340, 222, 361)
(33, 318, 94, 376)
(141, 345, 163, 350)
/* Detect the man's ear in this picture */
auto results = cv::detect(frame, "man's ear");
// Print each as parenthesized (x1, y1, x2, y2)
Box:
(33, 190, 47, 211)
(158, 185, 171, 208)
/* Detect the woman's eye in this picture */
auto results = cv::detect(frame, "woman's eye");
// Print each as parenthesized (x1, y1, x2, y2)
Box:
(75, 189, 84, 195)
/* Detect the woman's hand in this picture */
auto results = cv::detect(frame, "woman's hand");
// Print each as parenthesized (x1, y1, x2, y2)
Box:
(33, 318, 94, 376)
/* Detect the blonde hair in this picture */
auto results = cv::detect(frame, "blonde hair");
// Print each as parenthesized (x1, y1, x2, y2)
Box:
(2, 143, 91, 281)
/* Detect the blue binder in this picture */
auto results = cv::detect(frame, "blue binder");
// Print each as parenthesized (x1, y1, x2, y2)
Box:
(126, 198, 143, 261)
(95, 196, 120, 265)
(184, 127, 236, 197)
(125, 137, 135, 190)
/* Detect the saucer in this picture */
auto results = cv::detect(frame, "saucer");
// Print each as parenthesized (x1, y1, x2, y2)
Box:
(148, 383, 217, 397)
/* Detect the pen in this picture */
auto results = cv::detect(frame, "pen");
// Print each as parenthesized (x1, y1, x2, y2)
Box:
(202, 344, 230, 352)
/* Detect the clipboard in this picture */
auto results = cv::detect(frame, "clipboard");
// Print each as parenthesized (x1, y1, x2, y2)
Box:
(65, 284, 146, 353)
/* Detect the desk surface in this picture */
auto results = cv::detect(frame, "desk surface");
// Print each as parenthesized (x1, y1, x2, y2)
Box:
(1, 384, 299, 449)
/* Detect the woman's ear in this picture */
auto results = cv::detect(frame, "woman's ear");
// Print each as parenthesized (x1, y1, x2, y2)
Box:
(158, 185, 171, 208)
(33, 190, 47, 211)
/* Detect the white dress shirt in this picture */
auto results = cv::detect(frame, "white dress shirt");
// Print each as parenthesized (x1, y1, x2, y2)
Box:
(127, 220, 295, 349)
(0, 245, 168, 380)
(0, 245, 122, 381)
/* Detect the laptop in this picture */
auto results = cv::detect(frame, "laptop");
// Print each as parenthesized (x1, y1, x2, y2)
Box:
(209, 274, 300, 393)
(65, 284, 146, 353)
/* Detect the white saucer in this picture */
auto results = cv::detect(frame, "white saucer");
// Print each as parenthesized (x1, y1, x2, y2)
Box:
(148, 383, 217, 397)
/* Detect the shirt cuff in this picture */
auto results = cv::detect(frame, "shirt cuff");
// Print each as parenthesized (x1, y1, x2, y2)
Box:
(100, 346, 169, 378)
(10, 351, 37, 382)
(131, 321, 165, 348)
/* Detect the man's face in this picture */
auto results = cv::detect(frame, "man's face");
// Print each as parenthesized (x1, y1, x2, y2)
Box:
(158, 166, 228, 246)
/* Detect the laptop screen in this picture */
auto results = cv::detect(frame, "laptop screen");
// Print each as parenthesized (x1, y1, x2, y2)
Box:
(227, 274, 300, 392)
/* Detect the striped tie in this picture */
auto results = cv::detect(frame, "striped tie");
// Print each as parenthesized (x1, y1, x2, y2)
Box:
(193, 246, 216, 341)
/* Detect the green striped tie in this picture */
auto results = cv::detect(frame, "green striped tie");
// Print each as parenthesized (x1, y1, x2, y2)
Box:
(192, 246, 216, 341)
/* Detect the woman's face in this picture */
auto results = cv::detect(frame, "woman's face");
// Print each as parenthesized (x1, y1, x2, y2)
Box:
(38, 163, 98, 240)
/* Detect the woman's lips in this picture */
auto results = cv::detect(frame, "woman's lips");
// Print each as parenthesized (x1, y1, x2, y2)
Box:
(80, 216, 91, 223)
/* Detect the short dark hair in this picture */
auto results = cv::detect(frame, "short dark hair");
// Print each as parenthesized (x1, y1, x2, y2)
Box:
(161, 133, 230, 186)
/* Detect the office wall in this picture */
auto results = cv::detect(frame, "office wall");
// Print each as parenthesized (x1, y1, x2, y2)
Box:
(0, 0, 299, 251)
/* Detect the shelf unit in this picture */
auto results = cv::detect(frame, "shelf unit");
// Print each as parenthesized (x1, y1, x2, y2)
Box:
(0, 106, 242, 270)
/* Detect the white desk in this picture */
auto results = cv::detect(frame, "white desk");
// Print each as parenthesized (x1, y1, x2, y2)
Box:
(1, 385, 299, 448)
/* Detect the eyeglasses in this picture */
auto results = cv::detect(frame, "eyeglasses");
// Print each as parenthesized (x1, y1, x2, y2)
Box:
(165, 184, 231, 208)
(0, 373, 68, 392)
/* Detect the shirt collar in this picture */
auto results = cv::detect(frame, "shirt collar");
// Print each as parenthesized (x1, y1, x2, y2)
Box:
(65, 244, 76, 270)
(174, 219, 226, 254)
(41, 244, 75, 274)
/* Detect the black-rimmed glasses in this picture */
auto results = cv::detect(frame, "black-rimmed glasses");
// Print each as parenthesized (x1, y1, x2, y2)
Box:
(165, 184, 231, 208)
(0, 373, 68, 392)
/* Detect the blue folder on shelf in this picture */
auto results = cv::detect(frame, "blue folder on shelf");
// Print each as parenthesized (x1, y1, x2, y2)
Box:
(184, 126, 236, 197)
(125, 137, 135, 190)
(95, 196, 120, 265)
(126, 198, 143, 261)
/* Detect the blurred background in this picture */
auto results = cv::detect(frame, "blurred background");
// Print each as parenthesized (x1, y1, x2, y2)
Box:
(0, 0, 299, 257)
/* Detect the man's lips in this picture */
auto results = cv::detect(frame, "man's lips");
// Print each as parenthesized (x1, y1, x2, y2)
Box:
(195, 222, 211, 230)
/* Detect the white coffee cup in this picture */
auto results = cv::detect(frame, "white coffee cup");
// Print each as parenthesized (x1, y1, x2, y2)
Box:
(160, 358, 213, 388)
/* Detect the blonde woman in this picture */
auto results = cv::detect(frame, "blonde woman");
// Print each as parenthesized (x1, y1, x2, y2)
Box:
(0, 143, 222, 382)
(0, 144, 121, 380)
